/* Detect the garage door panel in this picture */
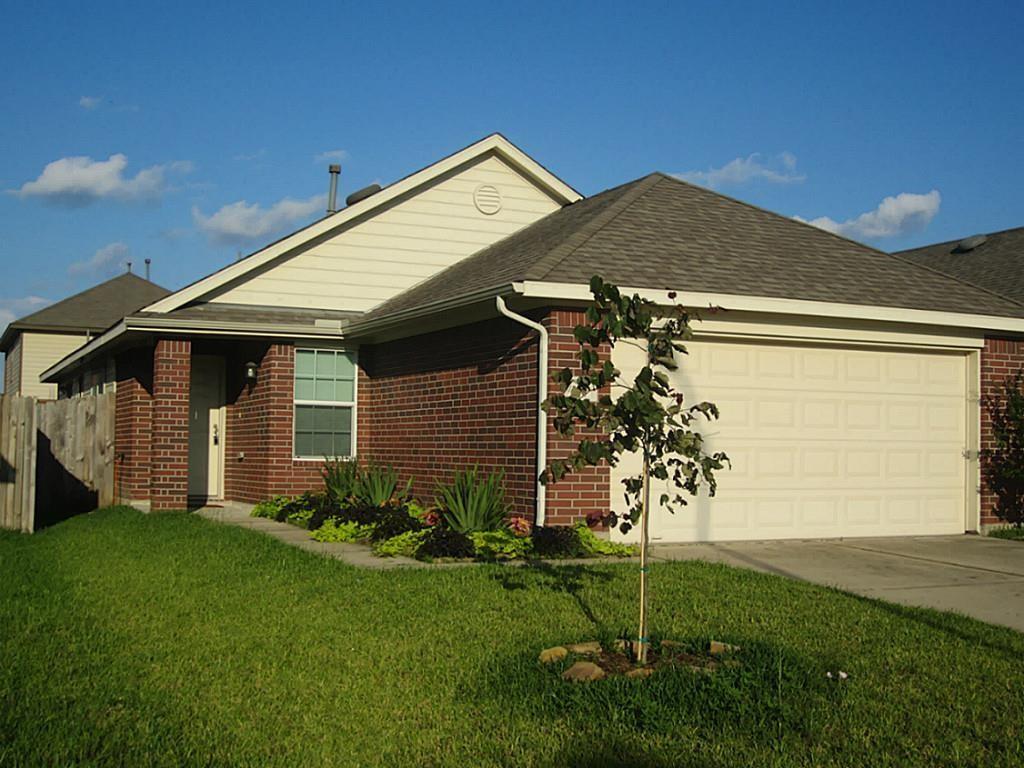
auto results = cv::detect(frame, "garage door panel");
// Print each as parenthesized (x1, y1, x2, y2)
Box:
(612, 338, 968, 542)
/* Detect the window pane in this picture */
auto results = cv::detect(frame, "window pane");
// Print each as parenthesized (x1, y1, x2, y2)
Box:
(315, 351, 336, 377)
(295, 432, 314, 458)
(329, 406, 352, 432)
(336, 431, 352, 456)
(314, 379, 335, 402)
(295, 405, 315, 431)
(295, 378, 315, 400)
(312, 432, 335, 457)
(295, 350, 316, 376)
(336, 352, 356, 380)
(335, 380, 354, 402)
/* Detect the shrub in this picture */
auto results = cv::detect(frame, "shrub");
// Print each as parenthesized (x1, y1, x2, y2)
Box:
(470, 529, 533, 560)
(331, 501, 390, 527)
(251, 496, 291, 519)
(372, 529, 428, 558)
(981, 369, 1024, 528)
(300, 493, 344, 530)
(286, 509, 314, 528)
(575, 521, 637, 557)
(435, 468, 509, 533)
(322, 457, 361, 503)
(416, 526, 476, 560)
(530, 525, 584, 558)
(355, 461, 412, 507)
(369, 504, 424, 542)
(311, 519, 375, 543)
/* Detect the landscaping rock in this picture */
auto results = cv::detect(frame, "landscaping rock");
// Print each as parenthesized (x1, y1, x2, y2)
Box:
(567, 641, 602, 655)
(625, 667, 654, 679)
(562, 661, 606, 682)
(709, 641, 740, 655)
(538, 646, 569, 664)
(660, 639, 685, 649)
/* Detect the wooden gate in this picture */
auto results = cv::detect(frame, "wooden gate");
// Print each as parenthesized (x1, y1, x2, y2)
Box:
(0, 393, 115, 533)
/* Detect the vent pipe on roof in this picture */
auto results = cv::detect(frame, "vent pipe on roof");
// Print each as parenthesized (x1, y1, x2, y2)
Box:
(145, 258, 151, 281)
(953, 234, 988, 253)
(326, 164, 341, 214)
(126, 261, 133, 274)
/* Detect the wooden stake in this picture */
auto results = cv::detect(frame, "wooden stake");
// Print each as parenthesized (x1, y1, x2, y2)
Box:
(638, 454, 651, 665)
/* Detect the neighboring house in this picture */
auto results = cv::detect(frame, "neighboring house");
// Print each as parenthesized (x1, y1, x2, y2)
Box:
(41, 134, 1024, 541)
(1, 273, 169, 399)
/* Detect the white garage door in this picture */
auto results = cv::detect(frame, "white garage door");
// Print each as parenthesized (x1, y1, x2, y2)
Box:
(611, 338, 969, 542)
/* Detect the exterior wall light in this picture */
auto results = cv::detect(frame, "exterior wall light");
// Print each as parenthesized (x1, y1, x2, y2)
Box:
(244, 361, 258, 384)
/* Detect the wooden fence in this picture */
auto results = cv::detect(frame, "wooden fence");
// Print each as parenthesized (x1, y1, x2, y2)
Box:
(0, 393, 115, 533)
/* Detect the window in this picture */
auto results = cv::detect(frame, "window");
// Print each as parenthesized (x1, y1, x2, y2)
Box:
(294, 348, 356, 459)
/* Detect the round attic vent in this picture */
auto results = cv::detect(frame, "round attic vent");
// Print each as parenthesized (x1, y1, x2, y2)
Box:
(954, 234, 988, 253)
(473, 184, 502, 215)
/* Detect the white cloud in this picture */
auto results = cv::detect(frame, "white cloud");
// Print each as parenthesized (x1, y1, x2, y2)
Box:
(68, 242, 130, 277)
(13, 154, 193, 206)
(676, 152, 805, 189)
(797, 190, 941, 240)
(313, 149, 348, 165)
(0, 296, 51, 328)
(79, 96, 101, 110)
(193, 194, 326, 245)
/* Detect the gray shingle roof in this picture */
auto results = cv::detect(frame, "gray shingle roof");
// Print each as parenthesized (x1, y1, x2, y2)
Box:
(362, 173, 1024, 324)
(895, 226, 1024, 305)
(1, 273, 170, 351)
(133, 302, 360, 327)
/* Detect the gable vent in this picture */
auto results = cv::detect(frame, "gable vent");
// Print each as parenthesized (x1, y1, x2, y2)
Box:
(473, 184, 503, 215)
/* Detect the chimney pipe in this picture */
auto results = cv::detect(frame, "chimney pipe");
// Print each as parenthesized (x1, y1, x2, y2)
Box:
(126, 261, 133, 274)
(145, 258, 151, 281)
(327, 164, 341, 214)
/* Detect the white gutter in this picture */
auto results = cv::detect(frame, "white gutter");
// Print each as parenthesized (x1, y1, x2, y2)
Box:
(495, 296, 548, 527)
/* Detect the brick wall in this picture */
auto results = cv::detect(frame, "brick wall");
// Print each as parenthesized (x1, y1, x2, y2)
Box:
(223, 342, 324, 502)
(150, 339, 191, 510)
(543, 309, 612, 527)
(980, 337, 1024, 526)
(114, 347, 154, 502)
(358, 316, 539, 518)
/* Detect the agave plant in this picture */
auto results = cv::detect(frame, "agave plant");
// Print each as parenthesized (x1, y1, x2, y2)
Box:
(355, 460, 411, 506)
(322, 457, 361, 502)
(435, 468, 509, 533)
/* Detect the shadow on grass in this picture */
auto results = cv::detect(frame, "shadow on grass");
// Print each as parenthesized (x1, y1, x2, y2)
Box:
(491, 561, 616, 633)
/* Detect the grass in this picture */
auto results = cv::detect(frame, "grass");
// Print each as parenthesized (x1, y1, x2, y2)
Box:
(989, 525, 1024, 541)
(1, 508, 1022, 767)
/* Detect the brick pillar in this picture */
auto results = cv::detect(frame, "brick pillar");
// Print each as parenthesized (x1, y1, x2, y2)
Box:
(980, 337, 1024, 527)
(150, 339, 191, 510)
(114, 348, 154, 502)
(543, 309, 611, 527)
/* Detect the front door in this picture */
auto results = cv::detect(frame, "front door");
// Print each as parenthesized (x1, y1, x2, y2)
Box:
(188, 355, 226, 502)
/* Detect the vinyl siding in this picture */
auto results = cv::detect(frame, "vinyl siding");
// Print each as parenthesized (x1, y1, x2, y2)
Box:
(20, 332, 88, 399)
(208, 153, 563, 312)
(4, 336, 22, 394)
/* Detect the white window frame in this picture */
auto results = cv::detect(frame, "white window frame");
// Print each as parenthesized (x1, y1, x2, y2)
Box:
(292, 346, 358, 461)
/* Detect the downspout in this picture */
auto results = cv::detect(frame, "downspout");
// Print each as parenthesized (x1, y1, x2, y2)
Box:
(495, 296, 548, 527)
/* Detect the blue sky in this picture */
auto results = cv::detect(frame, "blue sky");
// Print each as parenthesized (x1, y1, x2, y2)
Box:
(1, 0, 1022, 325)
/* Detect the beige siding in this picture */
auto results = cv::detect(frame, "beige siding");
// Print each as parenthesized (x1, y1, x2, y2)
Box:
(209, 153, 563, 312)
(20, 332, 88, 399)
(4, 337, 22, 394)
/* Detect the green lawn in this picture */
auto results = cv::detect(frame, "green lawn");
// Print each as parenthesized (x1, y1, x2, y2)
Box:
(989, 525, 1024, 541)
(1, 508, 1022, 767)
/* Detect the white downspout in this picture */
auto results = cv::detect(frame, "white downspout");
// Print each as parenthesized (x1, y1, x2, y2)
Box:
(495, 296, 548, 527)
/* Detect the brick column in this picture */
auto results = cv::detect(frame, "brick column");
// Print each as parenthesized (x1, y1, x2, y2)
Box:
(150, 339, 191, 510)
(980, 337, 1024, 527)
(114, 348, 154, 502)
(543, 309, 611, 527)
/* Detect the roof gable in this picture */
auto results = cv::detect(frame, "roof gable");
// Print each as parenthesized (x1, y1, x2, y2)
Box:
(0, 273, 170, 352)
(361, 173, 1024, 324)
(143, 134, 581, 315)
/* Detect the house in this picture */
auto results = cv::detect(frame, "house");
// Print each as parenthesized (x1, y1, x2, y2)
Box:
(1, 273, 169, 399)
(40, 134, 1024, 541)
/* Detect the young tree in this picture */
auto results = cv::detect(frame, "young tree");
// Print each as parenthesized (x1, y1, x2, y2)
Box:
(981, 369, 1024, 528)
(541, 276, 729, 664)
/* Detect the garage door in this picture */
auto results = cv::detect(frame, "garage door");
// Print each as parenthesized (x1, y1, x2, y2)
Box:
(611, 338, 969, 542)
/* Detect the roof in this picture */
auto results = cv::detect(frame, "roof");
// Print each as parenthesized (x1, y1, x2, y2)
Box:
(132, 302, 360, 328)
(361, 173, 1024, 325)
(141, 133, 582, 316)
(1, 273, 171, 352)
(895, 226, 1024, 305)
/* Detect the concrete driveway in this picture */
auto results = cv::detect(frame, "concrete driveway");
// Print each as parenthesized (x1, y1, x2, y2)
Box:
(651, 535, 1024, 633)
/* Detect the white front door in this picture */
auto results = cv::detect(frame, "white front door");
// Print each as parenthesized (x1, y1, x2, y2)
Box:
(188, 355, 226, 501)
(611, 338, 970, 543)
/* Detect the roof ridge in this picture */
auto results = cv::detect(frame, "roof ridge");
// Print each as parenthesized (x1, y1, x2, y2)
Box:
(530, 174, 663, 281)
(15, 273, 165, 325)
(654, 172, 1024, 311)
(893, 224, 1024, 255)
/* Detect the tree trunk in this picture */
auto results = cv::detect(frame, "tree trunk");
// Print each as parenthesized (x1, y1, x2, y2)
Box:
(638, 454, 651, 664)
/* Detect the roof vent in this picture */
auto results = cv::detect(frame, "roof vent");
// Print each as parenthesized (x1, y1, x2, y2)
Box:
(346, 184, 382, 207)
(473, 184, 502, 215)
(953, 234, 988, 253)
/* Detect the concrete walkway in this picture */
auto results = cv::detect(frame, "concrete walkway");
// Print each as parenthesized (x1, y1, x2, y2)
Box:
(651, 535, 1024, 633)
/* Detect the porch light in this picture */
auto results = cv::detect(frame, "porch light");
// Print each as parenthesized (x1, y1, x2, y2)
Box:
(244, 361, 258, 384)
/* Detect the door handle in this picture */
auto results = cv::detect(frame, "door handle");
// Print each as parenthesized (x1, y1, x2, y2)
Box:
(213, 423, 220, 446)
